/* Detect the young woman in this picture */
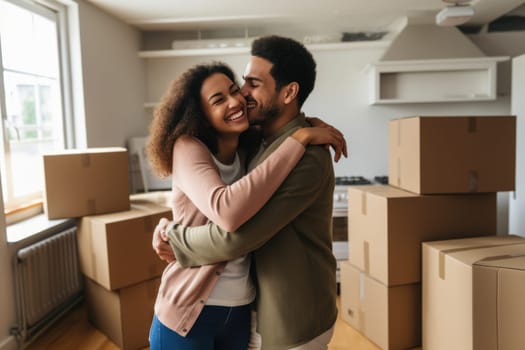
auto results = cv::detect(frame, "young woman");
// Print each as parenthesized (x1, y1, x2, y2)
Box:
(147, 62, 345, 350)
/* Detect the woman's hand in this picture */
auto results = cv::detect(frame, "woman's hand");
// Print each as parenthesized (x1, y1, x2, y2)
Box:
(305, 117, 348, 161)
(291, 126, 348, 162)
(152, 218, 176, 263)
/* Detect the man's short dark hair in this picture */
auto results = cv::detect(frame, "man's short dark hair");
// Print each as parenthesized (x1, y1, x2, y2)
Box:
(251, 35, 316, 108)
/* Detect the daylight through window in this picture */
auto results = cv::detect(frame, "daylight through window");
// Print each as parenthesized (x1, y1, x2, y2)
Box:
(0, 0, 66, 214)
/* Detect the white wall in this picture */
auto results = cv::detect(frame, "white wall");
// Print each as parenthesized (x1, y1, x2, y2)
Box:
(77, 1, 146, 147)
(510, 54, 525, 237)
(144, 45, 513, 179)
(469, 31, 525, 97)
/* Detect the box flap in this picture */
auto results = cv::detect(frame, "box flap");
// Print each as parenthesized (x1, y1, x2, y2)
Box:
(475, 254, 525, 270)
(422, 235, 525, 280)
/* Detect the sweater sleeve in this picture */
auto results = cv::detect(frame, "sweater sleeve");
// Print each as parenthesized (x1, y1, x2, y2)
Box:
(172, 135, 305, 231)
(168, 146, 332, 267)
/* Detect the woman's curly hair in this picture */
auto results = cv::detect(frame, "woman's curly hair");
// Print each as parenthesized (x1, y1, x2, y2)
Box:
(147, 62, 238, 177)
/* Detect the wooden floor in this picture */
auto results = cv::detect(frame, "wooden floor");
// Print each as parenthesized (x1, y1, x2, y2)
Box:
(26, 297, 379, 350)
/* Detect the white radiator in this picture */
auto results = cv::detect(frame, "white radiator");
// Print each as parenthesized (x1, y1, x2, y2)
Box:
(13, 226, 83, 344)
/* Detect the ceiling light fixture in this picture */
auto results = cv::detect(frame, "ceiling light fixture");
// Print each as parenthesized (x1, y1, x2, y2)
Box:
(436, 0, 475, 26)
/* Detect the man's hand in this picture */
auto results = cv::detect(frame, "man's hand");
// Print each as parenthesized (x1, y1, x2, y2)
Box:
(152, 218, 176, 263)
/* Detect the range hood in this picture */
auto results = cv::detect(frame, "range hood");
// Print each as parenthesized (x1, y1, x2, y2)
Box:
(380, 22, 485, 61)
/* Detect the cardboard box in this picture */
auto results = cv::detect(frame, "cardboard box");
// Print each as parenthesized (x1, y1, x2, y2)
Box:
(85, 276, 160, 350)
(130, 191, 171, 207)
(388, 116, 516, 194)
(78, 202, 171, 290)
(422, 235, 525, 350)
(43, 148, 131, 219)
(348, 185, 496, 286)
(340, 261, 421, 350)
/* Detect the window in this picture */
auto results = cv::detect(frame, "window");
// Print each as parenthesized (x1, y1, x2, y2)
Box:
(0, 0, 72, 220)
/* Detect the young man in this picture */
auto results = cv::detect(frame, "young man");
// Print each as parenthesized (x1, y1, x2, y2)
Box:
(154, 36, 338, 350)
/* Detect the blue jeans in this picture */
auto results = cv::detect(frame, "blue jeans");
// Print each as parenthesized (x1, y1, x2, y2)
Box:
(149, 304, 251, 350)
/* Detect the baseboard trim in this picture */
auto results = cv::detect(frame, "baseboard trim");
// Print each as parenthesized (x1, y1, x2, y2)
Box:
(0, 335, 17, 350)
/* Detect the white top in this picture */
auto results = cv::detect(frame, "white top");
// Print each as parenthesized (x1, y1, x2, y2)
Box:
(206, 152, 256, 306)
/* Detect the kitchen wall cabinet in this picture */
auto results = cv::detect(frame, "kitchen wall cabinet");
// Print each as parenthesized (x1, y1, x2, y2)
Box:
(367, 57, 508, 104)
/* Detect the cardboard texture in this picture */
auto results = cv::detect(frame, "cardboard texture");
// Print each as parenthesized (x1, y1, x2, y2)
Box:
(78, 202, 171, 290)
(348, 185, 497, 286)
(340, 261, 421, 350)
(43, 148, 131, 219)
(85, 277, 160, 350)
(388, 116, 516, 194)
(422, 235, 525, 350)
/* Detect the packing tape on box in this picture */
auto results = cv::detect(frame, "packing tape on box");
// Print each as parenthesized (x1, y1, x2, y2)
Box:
(80, 153, 91, 167)
(396, 158, 401, 187)
(359, 271, 366, 300)
(438, 252, 446, 280)
(467, 117, 477, 133)
(468, 170, 479, 192)
(87, 199, 96, 214)
(91, 252, 98, 280)
(357, 271, 366, 332)
(358, 272, 366, 332)
(363, 241, 370, 274)
(438, 242, 524, 280)
(88, 224, 100, 282)
(397, 121, 402, 186)
(358, 310, 366, 333)
(361, 192, 367, 215)
(397, 119, 402, 146)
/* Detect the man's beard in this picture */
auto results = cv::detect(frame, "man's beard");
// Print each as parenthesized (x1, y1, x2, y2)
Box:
(248, 98, 280, 126)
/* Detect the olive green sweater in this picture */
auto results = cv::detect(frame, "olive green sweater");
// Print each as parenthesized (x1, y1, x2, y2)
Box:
(168, 115, 338, 349)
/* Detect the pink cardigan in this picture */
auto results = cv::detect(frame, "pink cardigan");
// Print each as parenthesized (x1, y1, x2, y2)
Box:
(154, 135, 305, 336)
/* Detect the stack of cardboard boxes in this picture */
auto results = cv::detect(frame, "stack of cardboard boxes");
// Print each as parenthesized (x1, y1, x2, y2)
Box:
(42, 148, 171, 350)
(339, 116, 516, 349)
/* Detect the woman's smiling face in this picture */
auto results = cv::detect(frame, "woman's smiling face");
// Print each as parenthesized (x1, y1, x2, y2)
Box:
(200, 73, 249, 137)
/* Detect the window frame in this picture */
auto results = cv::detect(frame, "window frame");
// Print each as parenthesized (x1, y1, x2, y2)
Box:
(0, 0, 77, 223)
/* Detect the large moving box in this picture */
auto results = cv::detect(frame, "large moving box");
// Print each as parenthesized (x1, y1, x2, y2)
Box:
(85, 277, 160, 350)
(78, 202, 171, 290)
(348, 185, 496, 286)
(43, 148, 130, 219)
(388, 116, 515, 194)
(340, 261, 421, 350)
(422, 235, 525, 350)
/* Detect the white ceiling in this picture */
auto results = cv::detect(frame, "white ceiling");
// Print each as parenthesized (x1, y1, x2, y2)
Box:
(85, 0, 525, 35)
